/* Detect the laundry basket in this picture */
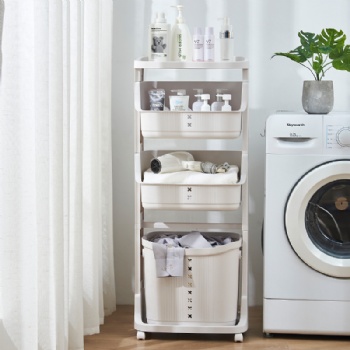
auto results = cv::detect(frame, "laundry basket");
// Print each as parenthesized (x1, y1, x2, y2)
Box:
(142, 231, 242, 325)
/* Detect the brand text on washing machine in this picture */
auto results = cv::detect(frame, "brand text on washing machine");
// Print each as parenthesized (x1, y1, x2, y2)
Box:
(287, 123, 306, 127)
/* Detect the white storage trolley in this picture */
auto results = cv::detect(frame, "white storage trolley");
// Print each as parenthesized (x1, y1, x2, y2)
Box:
(134, 57, 249, 342)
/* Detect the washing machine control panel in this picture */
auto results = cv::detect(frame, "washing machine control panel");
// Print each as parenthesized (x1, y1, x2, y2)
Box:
(266, 113, 350, 155)
(326, 125, 350, 148)
(336, 127, 350, 147)
(325, 115, 350, 153)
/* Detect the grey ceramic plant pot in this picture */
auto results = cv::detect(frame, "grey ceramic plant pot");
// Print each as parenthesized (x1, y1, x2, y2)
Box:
(302, 80, 334, 114)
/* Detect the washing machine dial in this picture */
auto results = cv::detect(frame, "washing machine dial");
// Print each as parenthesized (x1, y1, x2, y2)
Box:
(336, 127, 350, 147)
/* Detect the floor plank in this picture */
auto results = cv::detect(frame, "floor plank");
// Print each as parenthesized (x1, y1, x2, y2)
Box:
(84, 306, 350, 349)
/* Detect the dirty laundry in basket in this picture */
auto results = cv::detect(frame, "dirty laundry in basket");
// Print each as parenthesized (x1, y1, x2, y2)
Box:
(150, 231, 235, 277)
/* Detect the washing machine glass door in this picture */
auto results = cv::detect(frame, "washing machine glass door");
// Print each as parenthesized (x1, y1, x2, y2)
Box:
(285, 160, 350, 278)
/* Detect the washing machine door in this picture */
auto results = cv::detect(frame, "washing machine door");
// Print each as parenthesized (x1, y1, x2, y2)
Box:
(285, 160, 350, 278)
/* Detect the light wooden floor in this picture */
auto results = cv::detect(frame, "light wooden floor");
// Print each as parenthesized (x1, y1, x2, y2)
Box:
(84, 306, 350, 349)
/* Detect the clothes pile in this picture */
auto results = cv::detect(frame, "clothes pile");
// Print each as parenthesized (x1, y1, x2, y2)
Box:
(150, 231, 234, 277)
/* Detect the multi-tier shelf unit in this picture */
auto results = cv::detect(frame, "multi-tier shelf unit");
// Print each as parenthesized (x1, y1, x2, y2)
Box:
(134, 57, 249, 342)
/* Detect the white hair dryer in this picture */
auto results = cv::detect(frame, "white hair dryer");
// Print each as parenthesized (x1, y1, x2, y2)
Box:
(150, 151, 230, 174)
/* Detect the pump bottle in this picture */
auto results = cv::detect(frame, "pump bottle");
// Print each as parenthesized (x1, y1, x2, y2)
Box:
(171, 5, 192, 61)
(169, 89, 190, 111)
(192, 89, 204, 111)
(200, 94, 211, 112)
(211, 89, 226, 111)
(221, 94, 232, 111)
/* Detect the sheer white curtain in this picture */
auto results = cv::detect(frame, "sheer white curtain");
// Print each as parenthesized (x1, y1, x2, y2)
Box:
(0, 1, 116, 349)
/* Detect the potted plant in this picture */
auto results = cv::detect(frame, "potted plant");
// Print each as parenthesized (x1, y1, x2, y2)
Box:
(272, 28, 350, 114)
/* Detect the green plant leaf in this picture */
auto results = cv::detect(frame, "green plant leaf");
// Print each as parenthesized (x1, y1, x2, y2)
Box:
(272, 28, 350, 80)
(319, 28, 346, 54)
(273, 45, 312, 63)
(298, 31, 319, 54)
(329, 44, 350, 59)
(332, 45, 350, 71)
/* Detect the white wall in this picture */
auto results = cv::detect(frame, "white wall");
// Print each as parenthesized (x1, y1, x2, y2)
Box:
(112, 0, 350, 305)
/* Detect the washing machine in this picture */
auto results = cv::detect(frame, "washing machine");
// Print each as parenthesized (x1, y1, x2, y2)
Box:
(263, 112, 350, 336)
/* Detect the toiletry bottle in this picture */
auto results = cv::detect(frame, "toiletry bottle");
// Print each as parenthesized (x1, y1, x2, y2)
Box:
(171, 5, 192, 61)
(192, 27, 204, 62)
(204, 27, 215, 62)
(192, 89, 203, 111)
(221, 94, 232, 111)
(210, 89, 226, 111)
(148, 12, 171, 62)
(218, 17, 234, 61)
(169, 89, 190, 111)
(201, 94, 211, 111)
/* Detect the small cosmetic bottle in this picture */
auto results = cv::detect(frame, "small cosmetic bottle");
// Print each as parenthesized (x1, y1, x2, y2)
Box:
(192, 27, 204, 62)
(219, 17, 234, 61)
(204, 27, 215, 62)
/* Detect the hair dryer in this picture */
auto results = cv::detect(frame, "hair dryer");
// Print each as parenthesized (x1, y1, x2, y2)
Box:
(150, 152, 230, 174)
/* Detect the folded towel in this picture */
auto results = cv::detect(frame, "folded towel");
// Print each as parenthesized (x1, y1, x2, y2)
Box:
(144, 165, 239, 185)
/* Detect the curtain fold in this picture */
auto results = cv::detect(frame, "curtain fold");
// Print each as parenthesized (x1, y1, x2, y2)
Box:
(0, 1, 116, 349)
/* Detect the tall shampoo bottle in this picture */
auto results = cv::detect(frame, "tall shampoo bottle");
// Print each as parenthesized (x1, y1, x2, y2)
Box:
(148, 12, 171, 61)
(171, 5, 192, 61)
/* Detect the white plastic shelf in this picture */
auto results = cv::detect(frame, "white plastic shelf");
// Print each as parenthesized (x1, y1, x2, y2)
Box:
(133, 56, 249, 342)
(135, 150, 246, 211)
(134, 56, 249, 70)
(135, 80, 248, 139)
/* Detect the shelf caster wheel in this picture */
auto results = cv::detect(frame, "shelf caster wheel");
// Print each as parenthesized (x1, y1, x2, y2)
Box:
(234, 333, 243, 342)
(136, 331, 146, 340)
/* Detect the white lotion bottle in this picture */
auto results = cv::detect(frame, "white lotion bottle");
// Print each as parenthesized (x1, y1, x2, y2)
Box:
(219, 17, 234, 61)
(221, 94, 232, 111)
(201, 94, 211, 111)
(171, 5, 192, 61)
(192, 89, 204, 111)
(211, 89, 226, 111)
(148, 12, 171, 62)
(204, 27, 215, 62)
(192, 27, 204, 62)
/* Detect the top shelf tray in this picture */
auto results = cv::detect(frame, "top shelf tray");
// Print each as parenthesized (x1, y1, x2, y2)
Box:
(134, 56, 249, 70)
